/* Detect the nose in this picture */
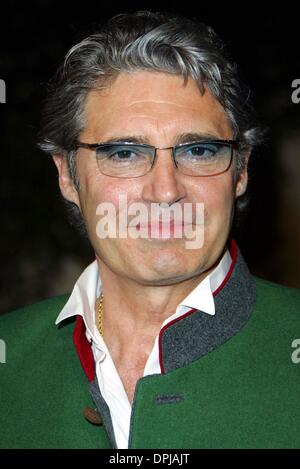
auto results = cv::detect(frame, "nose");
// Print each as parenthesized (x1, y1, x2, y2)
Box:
(141, 148, 187, 205)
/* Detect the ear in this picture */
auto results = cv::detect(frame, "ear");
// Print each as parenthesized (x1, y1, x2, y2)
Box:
(52, 154, 80, 207)
(235, 153, 250, 198)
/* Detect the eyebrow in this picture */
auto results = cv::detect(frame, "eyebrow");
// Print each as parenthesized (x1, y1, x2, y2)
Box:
(97, 132, 225, 146)
(174, 132, 225, 145)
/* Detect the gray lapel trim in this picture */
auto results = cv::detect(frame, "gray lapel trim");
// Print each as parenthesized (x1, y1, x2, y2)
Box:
(88, 378, 117, 449)
(161, 246, 257, 373)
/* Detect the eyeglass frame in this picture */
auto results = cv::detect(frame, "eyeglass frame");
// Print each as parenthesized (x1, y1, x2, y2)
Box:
(74, 139, 239, 178)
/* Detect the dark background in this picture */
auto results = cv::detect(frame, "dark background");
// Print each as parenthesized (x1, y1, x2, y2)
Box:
(1, 0, 300, 314)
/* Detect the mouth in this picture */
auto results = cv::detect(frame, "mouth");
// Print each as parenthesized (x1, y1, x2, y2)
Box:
(135, 220, 193, 239)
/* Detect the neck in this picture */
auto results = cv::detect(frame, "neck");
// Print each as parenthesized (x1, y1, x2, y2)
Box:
(96, 257, 218, 340)
(95, 252, 225, 380)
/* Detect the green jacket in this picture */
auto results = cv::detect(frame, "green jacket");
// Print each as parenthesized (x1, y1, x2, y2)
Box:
(1, 244, 300, 448)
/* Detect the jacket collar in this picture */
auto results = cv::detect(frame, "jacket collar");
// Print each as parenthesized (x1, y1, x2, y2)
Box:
(158, 239, 256, 374)
(72, 239, 256, 381)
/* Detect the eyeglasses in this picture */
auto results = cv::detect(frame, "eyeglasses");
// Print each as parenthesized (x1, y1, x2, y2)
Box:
(75, 139, 238, 178)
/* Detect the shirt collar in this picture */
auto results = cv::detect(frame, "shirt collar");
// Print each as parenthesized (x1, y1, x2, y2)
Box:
(55, 259, 100, 343)
(55, 248, 232, 334)
(176, 249, 231, 316)
(160, 240, 257, 374)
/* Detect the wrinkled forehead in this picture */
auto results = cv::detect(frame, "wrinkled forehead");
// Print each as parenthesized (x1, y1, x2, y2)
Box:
(81, 71, 233, 141)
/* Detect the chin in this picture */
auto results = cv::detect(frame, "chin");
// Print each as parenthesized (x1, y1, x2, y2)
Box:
(138, 250, 202, 280)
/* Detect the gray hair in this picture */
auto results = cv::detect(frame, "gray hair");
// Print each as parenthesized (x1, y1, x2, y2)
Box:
(38, 10, 265, 235)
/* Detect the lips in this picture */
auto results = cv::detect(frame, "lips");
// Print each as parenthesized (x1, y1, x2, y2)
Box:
(135, 220, 190, 238)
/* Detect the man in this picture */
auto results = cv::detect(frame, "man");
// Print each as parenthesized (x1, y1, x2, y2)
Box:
(1, 11, 300, 449)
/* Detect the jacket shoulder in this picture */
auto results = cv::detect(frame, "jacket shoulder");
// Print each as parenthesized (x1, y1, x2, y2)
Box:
(254, 275, 300, 296)
(0, 294, 71, 334)
(0, 293, 107, 449)
(254, 276, 300, 316)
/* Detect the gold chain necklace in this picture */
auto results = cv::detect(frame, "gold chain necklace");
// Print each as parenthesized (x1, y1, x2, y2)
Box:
(96, 293, 104, 336)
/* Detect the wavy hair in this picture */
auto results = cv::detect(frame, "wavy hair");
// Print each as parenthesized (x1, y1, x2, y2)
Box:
(38, 10, 265, 234)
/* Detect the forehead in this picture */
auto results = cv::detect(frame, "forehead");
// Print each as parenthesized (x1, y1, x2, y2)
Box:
(82, 71, 232, 140)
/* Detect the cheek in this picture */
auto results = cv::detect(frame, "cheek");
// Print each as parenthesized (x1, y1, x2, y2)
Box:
(190, 175, 235, 226)
(210, 181, 234, 212)
(77, 167, 142, 232)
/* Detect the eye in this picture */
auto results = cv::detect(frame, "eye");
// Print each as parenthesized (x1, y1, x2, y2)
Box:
(185, 143, 220, 159)
(96, 144, 143, 162)
(110, 149, 137, 160)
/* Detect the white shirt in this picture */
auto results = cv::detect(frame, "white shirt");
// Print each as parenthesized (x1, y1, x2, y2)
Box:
(56, 249, 232, 449)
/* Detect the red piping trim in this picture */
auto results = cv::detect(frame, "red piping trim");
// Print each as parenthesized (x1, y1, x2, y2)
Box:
(73, 315, 95, 382)
(72, 256, 97, 381)
(213, 238, 237, 297)
(158, 238, 238, 374)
